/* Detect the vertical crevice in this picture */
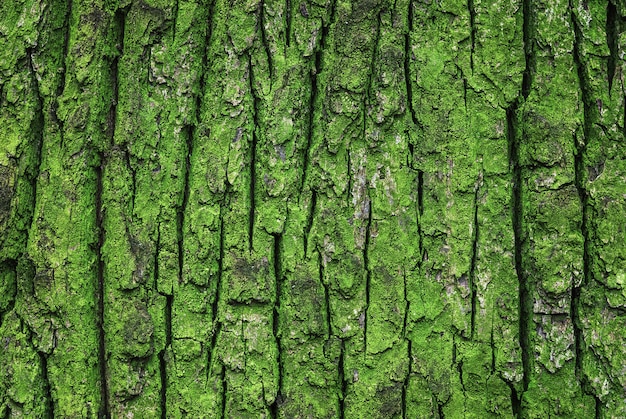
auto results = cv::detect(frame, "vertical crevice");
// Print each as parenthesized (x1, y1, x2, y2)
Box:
(155, 225, 170, 419)
(178, 125, 193, 281)
(220, 368, 227, 418)
(270, 233, 283, 417)
(505, 0, 536, 402)
(319, 251, 332, 338)
(437, 401, 445, 418)
(363, 200, 372, 353)
(507, 104, 531, 396)
(51, 0, 72, 130)
(594, 395, 603, 419)
(300, 0, 336, 196)
(248, 56, 259, 253)
(258, 0, 274, 81)
(285, 0, 291, 47)
(208, 190, 228, 378)
(303, 190, 317, 255)
(521, 0, 534, 100)
(404, 0, 418, 127)
(570, 1, 598, 403)
(469, 186, 479, 338)
(503, 376, 521, 418)
(38, 351, 54, 419)
(606, 1, 618, 94)
(466, 0, 476, 73)
(401, 339, 412, 419)
(94, 153, 110, 419)
(338, 339, 346, 419)
(417, 170, 424, 260)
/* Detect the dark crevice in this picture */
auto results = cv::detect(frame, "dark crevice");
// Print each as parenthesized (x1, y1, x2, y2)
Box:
(258, 0, 274, 81)
(39, 351, 54, 419)
(155, 225, 169, 419)
(303, 190, 317, 255)
(404, 0, 418, 127)
(0, 261, 17, 329)
(94, 154, 110, 419)
(220, 368, 227, 418)
(606, 1, 618, 94)
(401, 339, 412, 419)
(521, 0, 535, 99)
(490, 322, 496, 372)
(123, 149, 136, 215)
(503, 376, 521, 418)
(507, 0, 535, 401)
(463, 77, 468, 110)
(417, 170, 424, 261)
(300, 0, 336, 196)
(338, 339, 347, 419)
(467, 0, 476, 73)
(437, 401, 445, 418)
(319, 251, 332, 338)
(178, 125, 193, 283)
(571, 3, 597, 402)
(363, 199, 372, 353)
(208, 189, 229, 379)
(248, 55, 259, 253)
(270, 233, 283, 418)
(469, 186, 479, 338)
(51, 0, 72, 128)
(160, 298, 172, 419)
(402, 269, 409, 339)
(595, 395, 603, 419)
(285, 0, 291, 47)
(507, 104, 531, 396)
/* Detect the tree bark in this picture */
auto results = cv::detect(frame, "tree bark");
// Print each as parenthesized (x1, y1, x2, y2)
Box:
(1, 0, 625, 417)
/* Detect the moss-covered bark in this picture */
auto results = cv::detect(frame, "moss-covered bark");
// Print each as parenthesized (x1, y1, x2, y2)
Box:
(1, 0, 625, 417)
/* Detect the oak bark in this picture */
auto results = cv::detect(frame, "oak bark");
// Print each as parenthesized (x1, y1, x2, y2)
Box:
(1, 0, 626, 417)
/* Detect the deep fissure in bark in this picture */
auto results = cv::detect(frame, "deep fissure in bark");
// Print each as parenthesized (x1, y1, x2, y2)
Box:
(363, 199, 372, 353)
(506, 104, 531, 396)
(469, 186, 479, 338)
(38, 350, 54, 419)
(248, 55, 259, 253)
(466, 0, 476, 72)
(338, 339, 346, 419)
(95, 155, 110, 419)
(285, 0, 291, 47)
(570, 2, 597, 405)
(270, 233, 283, 417)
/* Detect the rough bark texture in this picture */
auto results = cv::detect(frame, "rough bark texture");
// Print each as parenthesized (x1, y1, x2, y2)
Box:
(1, 0, 626, 417)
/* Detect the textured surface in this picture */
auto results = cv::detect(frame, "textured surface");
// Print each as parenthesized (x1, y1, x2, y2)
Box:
(1, 0, 625, 417)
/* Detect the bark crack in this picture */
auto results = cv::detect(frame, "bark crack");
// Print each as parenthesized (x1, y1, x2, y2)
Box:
(466, 0, 476, 73)
(38, 350, 54, 418)
(363, 199, 372, 353)
(506, 104, 531, 398)
(95, 153, 110, 419)
(259, 0, 274, 82)
(248, 55, 259, 253)
(303, 190, 317, 255)
(338, 339, 346, 419)
(270, 233, 283, 418)
(570, 3, 599, 409)
(404, 0, 418, 127)
(469, 182, 480, 339)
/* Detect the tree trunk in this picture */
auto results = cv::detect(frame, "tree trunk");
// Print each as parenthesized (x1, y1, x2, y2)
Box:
(1, 0, 625, 417)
